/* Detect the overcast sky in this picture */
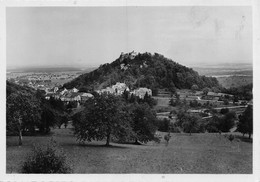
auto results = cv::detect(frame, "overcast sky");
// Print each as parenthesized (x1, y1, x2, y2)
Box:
(6, 6, 252, 68)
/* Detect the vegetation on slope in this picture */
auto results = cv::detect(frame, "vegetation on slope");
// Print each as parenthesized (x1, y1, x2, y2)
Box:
(64, 52, 220, 92)
(222, 83, 253, 101)
(6, 81, 68, 145)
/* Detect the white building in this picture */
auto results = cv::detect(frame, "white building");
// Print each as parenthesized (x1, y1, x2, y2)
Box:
(97, 82, 129, 96)
(131, 87, 152, 99)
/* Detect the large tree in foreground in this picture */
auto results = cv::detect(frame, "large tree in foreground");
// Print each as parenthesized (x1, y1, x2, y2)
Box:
(72, 93, 132, 146)
(237, 105, 253, 139)
(129, 103, 158, 143)
(6, 92, 41, 145)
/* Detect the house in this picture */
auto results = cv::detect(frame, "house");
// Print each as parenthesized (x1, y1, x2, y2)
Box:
(112, 82, 129, 95)
(68, 87, 79, 93)
(60, 92, 81, 102)
(59, 88, 68, 95)
(97, 87, 115, 95)
(45, 93, 60, 100)
(80, 93, 94, 102)
(206, 92, 233, 100)
(45, 93, 54, 100)
(96, 82, 129, 96)
(131, 87, 152, 99)
(46, 86, 59, 94)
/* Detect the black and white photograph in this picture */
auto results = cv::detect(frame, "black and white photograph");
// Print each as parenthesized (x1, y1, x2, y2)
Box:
(1, 0, 260, 181)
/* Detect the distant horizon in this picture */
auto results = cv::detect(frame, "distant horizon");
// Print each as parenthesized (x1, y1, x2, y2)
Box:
(7, 7, 252, 68)
(6, 59, 253, 72)
(6, 50, 252, 70)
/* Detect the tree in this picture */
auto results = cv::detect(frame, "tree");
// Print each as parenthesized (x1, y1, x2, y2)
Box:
(129, 93, 136, 103)
(217, 112, 236, 132)
(157, 118, 171, 132)
(39, 106, 55, 133)
(169, 98, 177, 106)
(233, 95, 239, 104)
(220, 108, 229, 115)
(169, 93, 180, 107)
(212, 87, 220, 93)
(6, 92, 41, 145)
(142, 92, 157, 107)
(237, 105, 253, 139)
(122, 89, 129, 100)
(191, 84, 199, 93)
(168, 83, 176, 96)
(190, 100, 199, 108)
(181, 115, 200, 135)
(205, 116, 219, 133)
(223, 99, 229, 105)
(129, 103, 158, 143)
(72, 93, 132, 146)
(202, 87, 210, 96)
(151, 87, 158, 96)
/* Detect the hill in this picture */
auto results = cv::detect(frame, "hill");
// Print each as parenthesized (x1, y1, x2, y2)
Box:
(192, 63, 252, 88)
(6, 81, 37, 97)
(64, 52, 220, 92)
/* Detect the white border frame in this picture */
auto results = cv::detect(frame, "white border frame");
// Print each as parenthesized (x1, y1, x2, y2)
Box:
(0, 0, 259, 181)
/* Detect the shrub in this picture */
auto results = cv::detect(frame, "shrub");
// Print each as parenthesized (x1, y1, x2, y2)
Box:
(170, 125, 181, 133)
(22, 139, 72, 173)
(205, 121, 219, 133)
(220, 108, 229, 115)
(157, 118, 171, 132)
(197, 122, 206, 133)
(223, 99, 229, 105)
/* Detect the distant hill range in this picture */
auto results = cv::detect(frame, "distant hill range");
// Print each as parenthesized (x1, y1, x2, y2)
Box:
(7, 67, 83, 73)
(63, 52, 220, 92)
(192, 63, 253, 88)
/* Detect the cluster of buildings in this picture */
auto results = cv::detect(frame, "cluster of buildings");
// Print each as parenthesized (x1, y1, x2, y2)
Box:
(44, 82, 153, 107)
(96, 82, 152, 99)
(45, 87, 93, 103)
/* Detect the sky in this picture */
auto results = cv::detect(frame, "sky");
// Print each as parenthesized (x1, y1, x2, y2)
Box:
(6, 6, 252, 68)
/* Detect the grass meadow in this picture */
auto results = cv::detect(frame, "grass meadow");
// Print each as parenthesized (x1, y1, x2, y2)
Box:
(6, 127, 252, 174)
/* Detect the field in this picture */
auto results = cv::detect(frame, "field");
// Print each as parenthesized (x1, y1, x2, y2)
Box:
(6, 127, 252, 174)
(217, 76, 253, 88)
(192, 63, 253, 88)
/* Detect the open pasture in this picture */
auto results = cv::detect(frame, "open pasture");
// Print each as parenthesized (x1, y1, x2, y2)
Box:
(6, 128, 252, 174)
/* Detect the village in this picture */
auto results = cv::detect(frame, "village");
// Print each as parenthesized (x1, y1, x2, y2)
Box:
(43, 80, 251, 125)
(44, 82, 152, 107)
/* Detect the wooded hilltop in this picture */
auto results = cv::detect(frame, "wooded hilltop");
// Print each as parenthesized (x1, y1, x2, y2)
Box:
(64, 52, 221, 93)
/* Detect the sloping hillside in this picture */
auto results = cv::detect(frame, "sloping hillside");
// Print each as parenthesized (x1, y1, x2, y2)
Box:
(64, 52, 220, 92)
(6, 81, 37, 97)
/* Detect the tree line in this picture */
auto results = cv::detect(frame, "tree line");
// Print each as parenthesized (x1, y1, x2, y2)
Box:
(6, 81, 70, 145)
